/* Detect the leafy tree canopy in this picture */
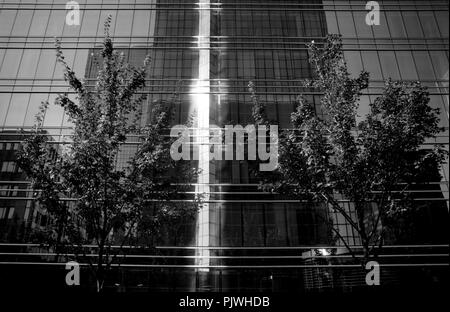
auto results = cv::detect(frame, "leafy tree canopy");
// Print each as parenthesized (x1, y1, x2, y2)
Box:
(249, 34, 447, 261)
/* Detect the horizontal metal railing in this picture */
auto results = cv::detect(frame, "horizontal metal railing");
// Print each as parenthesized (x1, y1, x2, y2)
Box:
(0, 2, 448, 7)
(0, 244, 447, 269)
(0, 243, 447, 250)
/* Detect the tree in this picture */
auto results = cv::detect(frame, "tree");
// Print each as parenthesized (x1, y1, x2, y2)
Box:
(16, 16, 199, 292)
(249, 35, 447, 264)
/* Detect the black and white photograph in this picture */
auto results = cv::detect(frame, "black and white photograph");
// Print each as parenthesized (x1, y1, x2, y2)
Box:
(0, 0, 448, 310)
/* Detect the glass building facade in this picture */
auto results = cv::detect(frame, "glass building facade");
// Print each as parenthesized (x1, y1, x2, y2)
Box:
(0, 1, 448, 292)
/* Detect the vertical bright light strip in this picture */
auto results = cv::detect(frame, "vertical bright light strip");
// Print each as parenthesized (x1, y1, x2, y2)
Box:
(194, 0, 211, 272)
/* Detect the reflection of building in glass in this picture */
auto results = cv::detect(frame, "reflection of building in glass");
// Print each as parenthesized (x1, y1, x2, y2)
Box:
(0, 130, 60, 242)
(0, 0, 448, 292)
(0, 131, 32, 242)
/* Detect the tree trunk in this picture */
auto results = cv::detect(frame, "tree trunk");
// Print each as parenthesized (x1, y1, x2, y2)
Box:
(355, 202, 371, 266)
(96, 278, 104, 293)
(96, 243, 105, 292)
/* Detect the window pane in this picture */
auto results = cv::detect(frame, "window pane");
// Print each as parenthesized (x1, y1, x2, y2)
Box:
(54, 49, 76, 80)
(372, 10, 389, 38)
(17, 50, 40, 79)
(46, 10, 65, 37)
(379, 51, 400, 80)
(0, 50, 5, 72)
(11, 10, 33, 36)
(396, 51, 419, 80)
(221, 204, 242, 246)
(429, 51, 449, 81)
(0, 10, 16, 36)
(0, 94, 13, 126)
(324, 10, 339, 34)
(386, 11, 406, 38)
(80, 10, 101, 36)
(29, 10, 51, 36)
(24, 94, 47, 127)
(72, 50, 89, 78)
(413, 51, 436, 80)
(8, 207, 15, 219)
(336, 11, 356, 37)
(357, 95, 371, 123)
(265, 204, 287, 246)
(43, 95, 65, 127)
(243, 205, 264, 246)
(361, 51, 382, 80)
(435, 11, 449, 37)
(4, 94, 30, 127)
(344, 51, 363, 78)
(403, 12, 423, 38)
(418, 12, 440, 38)
(35, 50, 57, 79)
(430, 95, 449, 128)
(115, 10, 133, 37)
(352, 10, 372, 37)
(0, 49, 23, 78)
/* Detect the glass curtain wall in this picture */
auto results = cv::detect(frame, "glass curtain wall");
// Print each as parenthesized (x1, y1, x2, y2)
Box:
(0, 0, 448, 292)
